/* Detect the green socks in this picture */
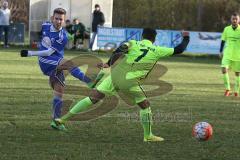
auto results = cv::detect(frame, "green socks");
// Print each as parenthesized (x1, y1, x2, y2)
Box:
(223, 73, 230, 90)
(223, 73, 240, 93)
(234, 76, 240, 93)
(61, 97, 93, 121)
(140, 107, 153, 138)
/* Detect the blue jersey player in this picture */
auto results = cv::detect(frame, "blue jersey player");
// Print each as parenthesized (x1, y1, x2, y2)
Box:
(20, 8, 103, 130)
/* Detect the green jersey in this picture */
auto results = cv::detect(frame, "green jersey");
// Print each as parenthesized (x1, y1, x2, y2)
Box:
(111, 39, 174, 80)
(221, 25, 240, 61)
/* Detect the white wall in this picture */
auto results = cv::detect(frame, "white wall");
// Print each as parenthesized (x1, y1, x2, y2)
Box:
(70, 0, 92, 29)
(30, 0, 49, 32)
(49, 0, 71, 20)
(92, 0, 113, 27)
(29, 0, 113, 43)
(70, 0, 113, 29)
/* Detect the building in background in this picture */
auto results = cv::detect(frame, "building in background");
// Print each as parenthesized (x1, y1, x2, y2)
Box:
(29, 0, 113, 46)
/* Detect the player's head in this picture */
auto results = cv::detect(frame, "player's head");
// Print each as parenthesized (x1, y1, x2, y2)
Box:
(65, 19, 71, 25)
(51, 8, 66, 31)
(2, 1, 8, 9)
(73, 18, 79, 25)
(231, 13, 240, 27)
(95, 4, 100, 11)
(142, 28, 157, 43)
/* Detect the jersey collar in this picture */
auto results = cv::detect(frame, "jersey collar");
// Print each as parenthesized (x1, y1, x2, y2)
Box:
(231, 24, 240, 30)
(50, 25, 62, 32)
(142, 39, 153, 45)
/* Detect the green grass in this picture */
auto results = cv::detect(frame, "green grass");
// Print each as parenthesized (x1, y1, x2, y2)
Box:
(0, 49, 240, 160)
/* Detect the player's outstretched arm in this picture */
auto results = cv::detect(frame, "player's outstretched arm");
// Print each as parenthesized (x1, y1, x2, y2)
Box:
(173, 31, 190, 55)
(20, 48, 55, 57)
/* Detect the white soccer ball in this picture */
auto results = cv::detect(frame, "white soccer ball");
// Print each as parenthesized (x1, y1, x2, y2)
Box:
(192, 122, 213, 141)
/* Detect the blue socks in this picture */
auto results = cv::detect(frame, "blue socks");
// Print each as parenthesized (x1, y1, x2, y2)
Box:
(70, 67, 91, 83)
(52, 96, 63, 119)
(52, 67, 91, 119)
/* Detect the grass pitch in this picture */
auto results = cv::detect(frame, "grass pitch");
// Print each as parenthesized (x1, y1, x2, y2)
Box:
(0, 49, 239, 160)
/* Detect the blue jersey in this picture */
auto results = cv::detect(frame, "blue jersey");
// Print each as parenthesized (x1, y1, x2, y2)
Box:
(38, 22, 68, 76)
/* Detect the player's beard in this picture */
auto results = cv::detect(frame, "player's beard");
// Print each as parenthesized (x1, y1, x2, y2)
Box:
(232, 21, 239, 28)
(232, 24, 238, 29)
(54, 24, 62, 31)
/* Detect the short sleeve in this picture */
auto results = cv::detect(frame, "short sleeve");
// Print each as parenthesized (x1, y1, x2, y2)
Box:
(221, 27, 227, 41)
(41, 22, 51, 33)
(155, 46, 174, 58)
(128, 40, 137, 49)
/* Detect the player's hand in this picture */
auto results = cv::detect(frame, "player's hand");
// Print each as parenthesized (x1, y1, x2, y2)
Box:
(20, 50, 28, 57)
(181, 31, 189, 37)
(97, 63, 109, 69)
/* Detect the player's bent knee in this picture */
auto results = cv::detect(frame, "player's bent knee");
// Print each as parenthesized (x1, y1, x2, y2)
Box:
(137, 99, 150, 109)
(58, 59, 75, 71)
(89, 89, 105, 104)
(89, 97, 99, 104)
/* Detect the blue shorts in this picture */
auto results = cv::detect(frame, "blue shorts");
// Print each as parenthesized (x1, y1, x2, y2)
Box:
(38, 56, 65, 88)
(38, 56, 62, 76)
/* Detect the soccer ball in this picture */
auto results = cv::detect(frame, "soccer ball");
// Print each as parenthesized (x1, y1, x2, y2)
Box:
(192, 122, 213, 141)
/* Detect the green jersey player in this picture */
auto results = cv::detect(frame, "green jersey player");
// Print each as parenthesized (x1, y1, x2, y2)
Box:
(220, 13, 240, 97)
(54, 28, 190, 142)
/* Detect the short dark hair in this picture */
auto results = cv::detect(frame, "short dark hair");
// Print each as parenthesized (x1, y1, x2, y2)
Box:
(142, 28, 157, 42)
(53, 8, 66, 15)
(73, 18, 79, 21)
(232, 12, 239, 17)
(95, 4, 100, 8)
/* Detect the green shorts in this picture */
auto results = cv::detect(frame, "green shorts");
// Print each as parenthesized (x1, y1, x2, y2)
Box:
(221, 58, 240, 72)
(97, 75, 146, 105)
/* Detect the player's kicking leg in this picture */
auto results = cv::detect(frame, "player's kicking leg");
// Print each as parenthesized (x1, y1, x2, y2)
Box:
(138, 100, 164, 142)
(57, 59, 104, 88)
